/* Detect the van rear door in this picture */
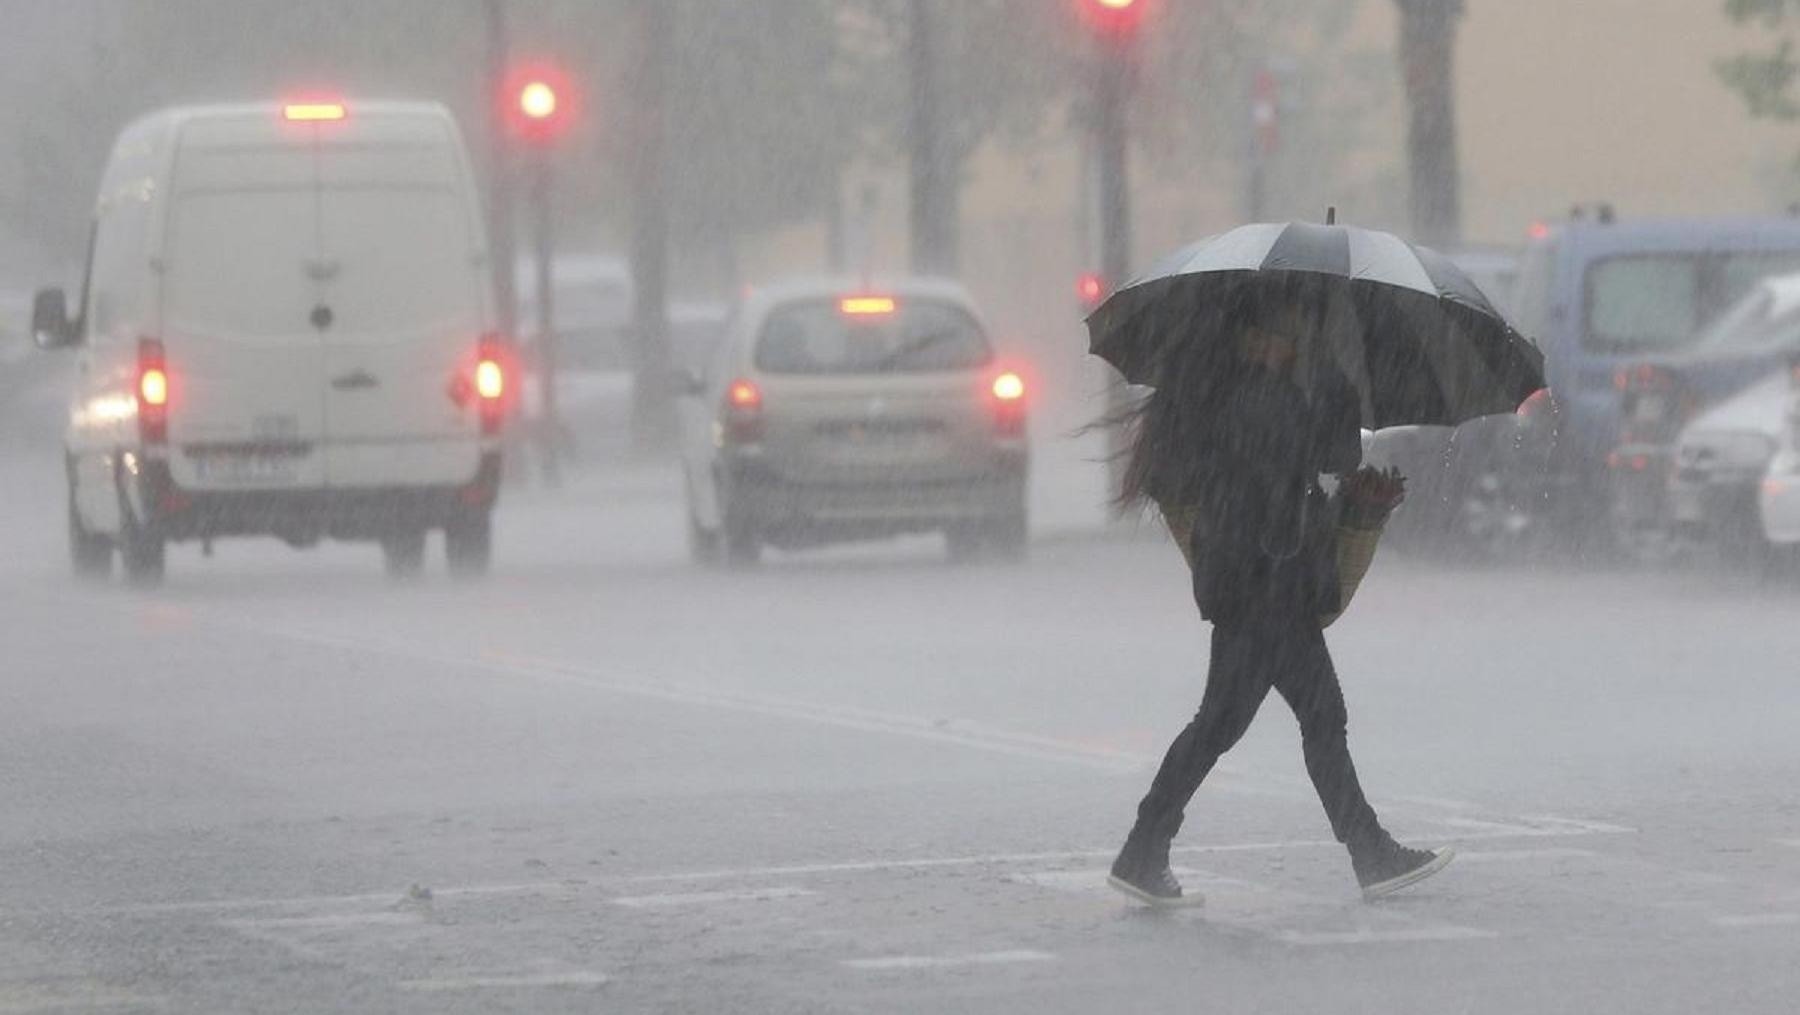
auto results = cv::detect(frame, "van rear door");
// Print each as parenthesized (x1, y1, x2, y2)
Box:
(161, 185, 328, 491)
(317, 186, 485, 488)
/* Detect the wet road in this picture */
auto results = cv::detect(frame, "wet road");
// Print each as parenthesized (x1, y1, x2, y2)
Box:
(3, 455, 1799, 1013)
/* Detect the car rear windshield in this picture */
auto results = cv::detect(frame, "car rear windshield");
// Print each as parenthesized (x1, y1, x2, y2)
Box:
(753, 298, 991, 375)
(1584, 251, 1800, 353)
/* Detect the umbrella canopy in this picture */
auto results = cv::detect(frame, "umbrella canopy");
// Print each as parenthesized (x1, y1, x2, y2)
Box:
(1085, 221, 1546, 430)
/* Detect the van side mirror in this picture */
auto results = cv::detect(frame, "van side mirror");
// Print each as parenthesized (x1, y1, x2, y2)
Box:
(32, 288, 76, 349)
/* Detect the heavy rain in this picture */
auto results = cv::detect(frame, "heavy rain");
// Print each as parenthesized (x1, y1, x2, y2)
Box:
(2, 2, 1800, 1012)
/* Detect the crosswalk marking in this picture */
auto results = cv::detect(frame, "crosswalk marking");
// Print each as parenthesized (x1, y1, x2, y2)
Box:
(399, 971, 610, 991)
(611, 886, 816, 909)
(1276, 927, 1498, 946)
(843, 950, 1055, 971)
(1710, 913, 1800, 928)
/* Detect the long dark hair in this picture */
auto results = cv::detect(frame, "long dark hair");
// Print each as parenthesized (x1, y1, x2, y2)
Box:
(1110, 278, 1323, 510)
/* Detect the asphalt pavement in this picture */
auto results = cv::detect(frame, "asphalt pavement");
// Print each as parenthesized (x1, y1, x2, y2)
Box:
(2, 448, 1799, 1013)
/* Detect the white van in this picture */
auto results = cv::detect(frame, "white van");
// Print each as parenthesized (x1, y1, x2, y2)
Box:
(33, 100, 507, 584)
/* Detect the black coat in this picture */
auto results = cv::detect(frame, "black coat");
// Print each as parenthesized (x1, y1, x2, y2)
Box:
(1185, 367, 1360, 628)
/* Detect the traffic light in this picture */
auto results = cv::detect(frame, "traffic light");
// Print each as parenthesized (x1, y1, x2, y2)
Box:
(1080, 0, 1145, 37)
(519, 81, 557, 123)
(1077, 272, 1107, 311)
(503, 64, 574, 145)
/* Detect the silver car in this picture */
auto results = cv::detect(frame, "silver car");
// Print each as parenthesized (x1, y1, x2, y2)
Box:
(678, 279, 1029, 566)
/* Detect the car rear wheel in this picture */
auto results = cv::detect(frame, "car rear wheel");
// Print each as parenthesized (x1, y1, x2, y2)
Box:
(445, 511, 493, 579)
(685, 477, 722, 566)
(946, 514, 1028, 564)
(68, 491, 113, 581)
(722, 509, 761, 568)
(945, 525, 983, 563)
(987, 510, 1029, 563)
(382, 530, 427, 579)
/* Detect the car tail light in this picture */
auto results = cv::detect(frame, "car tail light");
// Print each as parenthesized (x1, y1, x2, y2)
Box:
(1617, 365, 1694, 445)
(723, 378, 764, 443)
(990, 370, 1027, 437)
(137, 338, 168, 444)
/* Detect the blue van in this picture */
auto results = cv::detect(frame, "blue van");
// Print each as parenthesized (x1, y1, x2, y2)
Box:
(1476, 213, 1800, 547)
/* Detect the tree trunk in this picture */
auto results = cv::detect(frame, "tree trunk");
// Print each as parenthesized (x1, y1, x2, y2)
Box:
(1395, 0, 1464, 248)
(908, 0, 959, 276)
(629, 0, 676, 453)
(482, 1, 518, 344)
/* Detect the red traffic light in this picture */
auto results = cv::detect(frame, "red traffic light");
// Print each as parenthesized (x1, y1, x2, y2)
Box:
(518, 81, 558, 122)
(503, 63, 575, 144)
(1080, 0, 1145, 35)
(1077, 272, 1107, 309)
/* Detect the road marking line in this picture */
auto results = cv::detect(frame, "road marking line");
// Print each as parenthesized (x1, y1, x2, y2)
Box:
(1006, 866, 1246, 894)
(0, 985, 163, 1012)
(104, 880, 579, 916)
(843, 950, 1055, 971)
(399, 971, 610, 992)
(1454, 847, 1598, 863)
(611, 886, 816, 909)
(220, 912, 422, 930)
(1514, 814, 1637, 835)
(1275, 926, 1498, 946)
(88, 600, 1639, 848)
(1710, 913, 1800, 928)
(81, 827, 1637, 919)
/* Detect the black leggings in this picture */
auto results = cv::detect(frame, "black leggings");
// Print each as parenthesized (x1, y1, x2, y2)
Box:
(1133, 620, 1381, 848)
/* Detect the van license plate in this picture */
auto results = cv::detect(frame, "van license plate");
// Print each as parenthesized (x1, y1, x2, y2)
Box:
(192, 452, 297, 484)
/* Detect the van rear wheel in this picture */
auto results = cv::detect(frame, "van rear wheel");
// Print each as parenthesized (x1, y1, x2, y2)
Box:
(119, 521, 165, 587)
(382, 530, 427, 580)
(445, 511, 493, 579)
(68, 493, 113, 581)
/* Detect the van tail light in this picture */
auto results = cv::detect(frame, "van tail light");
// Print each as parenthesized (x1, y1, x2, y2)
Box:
(475, 335, 511, 436)
(137, 338, 168, 444)
(990, 371, 1027, 437)
(723, 378, 764, 443)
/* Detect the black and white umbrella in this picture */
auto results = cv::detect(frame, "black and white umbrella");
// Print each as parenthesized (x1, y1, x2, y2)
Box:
(1085, 219, 1546, 429)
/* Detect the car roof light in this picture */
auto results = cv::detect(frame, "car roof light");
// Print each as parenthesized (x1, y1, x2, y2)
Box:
(284, 102, 346, 122)
(840, 296, 897, 316)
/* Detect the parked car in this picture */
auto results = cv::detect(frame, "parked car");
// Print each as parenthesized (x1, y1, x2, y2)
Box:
(1609, 272, 1800, 558)
(1457, 210, 1800, 558)
(34, 100, 506, 584)
(677, 279, 1029, 566)
(1666, 370, 1792, 557)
